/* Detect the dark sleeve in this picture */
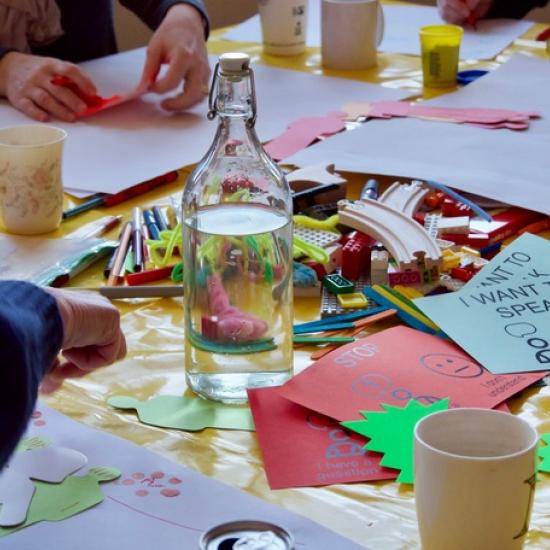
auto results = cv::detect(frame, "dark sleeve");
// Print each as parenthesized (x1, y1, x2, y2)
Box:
(0, 281, 63, 468)
(119, 0, 210, 38)
(486, 0, 549, 19)
(0, 47, 15, 61)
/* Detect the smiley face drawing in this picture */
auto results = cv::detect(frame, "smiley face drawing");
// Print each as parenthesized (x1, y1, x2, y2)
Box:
(420, 353, 484, 378)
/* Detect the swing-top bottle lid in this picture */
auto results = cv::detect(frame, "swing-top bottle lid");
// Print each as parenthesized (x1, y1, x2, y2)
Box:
(219, 53, 250, 75)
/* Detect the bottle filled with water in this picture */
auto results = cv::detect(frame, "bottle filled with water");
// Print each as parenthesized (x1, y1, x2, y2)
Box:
(182, 53, 293, 403)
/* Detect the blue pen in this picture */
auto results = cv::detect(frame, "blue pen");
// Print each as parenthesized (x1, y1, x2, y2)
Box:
(143, 210, 161, 240)
(152, 206, 168, 231)
(360, 179, 379, 201)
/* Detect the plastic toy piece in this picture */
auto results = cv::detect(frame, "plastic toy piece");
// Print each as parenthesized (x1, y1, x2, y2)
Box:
(342, 232, 372, 281)
(450, 267, 475, 282)
(338, 199, 441, 271)
(370, 249, 389, 286)
(342, 398, 450, 484)
(293, 235, 330, 264)
(441, 198, 474, 217)
(323, 273, 355, 294)
(378, 180, 428, 218)
(303, 260, 327, 280)
(323, 243, 343, 274)
(321, 274, 375, 316)
(294, 226, 340, 249)
(424, 190, 446, 210)
(388, 269, 421, 287)
(337, 292, 369, 309)
(441, 249, 461, 271)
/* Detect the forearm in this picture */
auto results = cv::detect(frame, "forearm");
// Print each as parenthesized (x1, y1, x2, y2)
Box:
(486, 0, 548, 19)
(0, 281, 63, 467)
(120, 0, 209, 37)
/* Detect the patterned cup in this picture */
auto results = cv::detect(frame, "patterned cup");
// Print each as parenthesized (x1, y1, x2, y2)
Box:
(0, 125, 66, 235)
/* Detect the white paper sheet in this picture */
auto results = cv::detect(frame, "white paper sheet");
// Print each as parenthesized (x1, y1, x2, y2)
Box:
(0, 48, 409, 195)
(222, 1, 532, 60)
(0, 405, 361, 549)
(286, 55, 550, 214)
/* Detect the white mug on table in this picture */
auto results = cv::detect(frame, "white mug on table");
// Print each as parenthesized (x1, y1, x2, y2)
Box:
(414, 408, 538, 550)
(0, 125, 66, 235)
(322, 0, 385, 70)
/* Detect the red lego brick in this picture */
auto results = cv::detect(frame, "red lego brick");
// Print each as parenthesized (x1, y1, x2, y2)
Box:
(303, 260, 327, 280)
(424, 191, 445, 210)
(440, 233, 490, 249)
(441, 198, 474, 218)
(342, 239, 370, 281)
(389, 270, 422, 286)
(451, 267, 474, 282)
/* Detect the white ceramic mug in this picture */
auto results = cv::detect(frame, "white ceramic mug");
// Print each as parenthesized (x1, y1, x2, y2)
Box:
(414, 408, 538, 550)
(258, 0, 309, 56)
(0, 125, 66, 235)
(322, 0, 385, 70)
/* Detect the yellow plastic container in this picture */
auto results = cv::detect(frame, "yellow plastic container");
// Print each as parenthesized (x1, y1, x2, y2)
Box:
(419, 25, 463, 88)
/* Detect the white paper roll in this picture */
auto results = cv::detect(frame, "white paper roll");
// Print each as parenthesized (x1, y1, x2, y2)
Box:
(322, 0, 384, 70)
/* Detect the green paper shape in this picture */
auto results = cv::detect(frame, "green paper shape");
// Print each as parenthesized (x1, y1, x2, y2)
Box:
(0, 466, 120, 537)
(16, 437, 51, 452)
(108, 394, 255, 432)
(538, 433, 550, 473)
(342, 398, 450, 484)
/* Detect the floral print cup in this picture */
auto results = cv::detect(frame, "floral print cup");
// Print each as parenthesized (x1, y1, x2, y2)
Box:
(0, 125, 66, 235)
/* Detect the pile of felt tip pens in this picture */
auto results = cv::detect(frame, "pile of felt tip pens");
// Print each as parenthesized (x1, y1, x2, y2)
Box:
(105, 205, 180, 287)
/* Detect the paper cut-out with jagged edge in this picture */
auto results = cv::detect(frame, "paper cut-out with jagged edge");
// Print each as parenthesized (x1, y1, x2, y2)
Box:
(0, 439, 87, 527)
(341, 398, 450, 484)
(108, 394, 255, 432)
(538, 433, 550, 473)
(0, 466, 121, 537)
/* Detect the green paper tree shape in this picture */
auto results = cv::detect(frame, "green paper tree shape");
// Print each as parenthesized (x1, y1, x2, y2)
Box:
(108, 394, 255, 432)
(538, 433, 550, 473)
(0, 466, 120, 537)
(342, 398, 450, 484)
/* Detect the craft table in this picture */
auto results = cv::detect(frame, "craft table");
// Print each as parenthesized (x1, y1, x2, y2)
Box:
(44, 12, 550, 549)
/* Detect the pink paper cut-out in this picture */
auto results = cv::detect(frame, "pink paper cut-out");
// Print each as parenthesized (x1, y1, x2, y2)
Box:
(265, 112, 346, 161)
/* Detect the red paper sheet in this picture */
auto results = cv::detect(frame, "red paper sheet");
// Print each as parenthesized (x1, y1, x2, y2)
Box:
(248, 386, 396, 489)
(279, 326, 545, 421)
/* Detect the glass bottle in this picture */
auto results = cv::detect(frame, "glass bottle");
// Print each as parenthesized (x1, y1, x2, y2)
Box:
(182, 53, 293, 403)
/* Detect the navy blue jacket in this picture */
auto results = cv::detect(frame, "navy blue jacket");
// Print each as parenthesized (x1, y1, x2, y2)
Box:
(0, 0, 208, 63)
(0, 282, 63, 468)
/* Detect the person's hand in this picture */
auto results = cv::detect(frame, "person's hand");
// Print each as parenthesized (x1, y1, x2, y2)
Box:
(139, 3, 210, 112)
(0, 52, 97, 122)
(45, 288, 127, 372)
(437, 0, 493, 24)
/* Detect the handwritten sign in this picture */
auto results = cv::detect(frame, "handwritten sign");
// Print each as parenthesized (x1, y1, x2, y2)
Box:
(247, 387, 396, 488)
(278, 326, 544, 421)
(416, 233, 550, 374)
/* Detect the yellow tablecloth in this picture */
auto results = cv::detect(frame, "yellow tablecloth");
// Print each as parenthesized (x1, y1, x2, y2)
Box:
(46, 16, 550, 549)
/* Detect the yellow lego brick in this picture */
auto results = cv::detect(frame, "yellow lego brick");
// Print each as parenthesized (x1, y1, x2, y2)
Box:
(442, 254, 461, 272)
(337, 292, 369, 309)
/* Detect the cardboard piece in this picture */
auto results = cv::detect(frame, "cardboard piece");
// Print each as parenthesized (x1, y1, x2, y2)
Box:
(278, 326, 546, 421)
(222, 3, 533, 60)
(416, 233, 550, 375)
(0, 467, 121, 537)
(108, 394, 255, 432)
(264, 113, 346, 161)
(342, 399, 450, 484)
(248, 386, 396, 489)
(287, 55, 550, 215)
(539, 433, 550, 473)
(0, 444, 88, 527)
(344, 101, 539, 131)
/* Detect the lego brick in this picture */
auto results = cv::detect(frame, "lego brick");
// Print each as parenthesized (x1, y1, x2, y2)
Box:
(294, 225, 341, 248)
(320, 274, 376, 317)
(337, 292, 369, 309)
(323, 273, 355, 294)
(323, 243, 343, 274)
(441, 198, 474, 218)
(388, 269, 421, 286)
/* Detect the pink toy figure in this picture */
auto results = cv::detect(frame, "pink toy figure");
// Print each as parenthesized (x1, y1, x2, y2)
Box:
(206, 275, 268, 343)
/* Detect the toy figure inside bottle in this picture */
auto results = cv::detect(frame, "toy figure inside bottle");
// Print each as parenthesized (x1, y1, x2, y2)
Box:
(182, 53, 293, 403)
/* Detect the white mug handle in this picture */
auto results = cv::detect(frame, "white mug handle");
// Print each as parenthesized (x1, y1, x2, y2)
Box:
(376, 1, 385, 47)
